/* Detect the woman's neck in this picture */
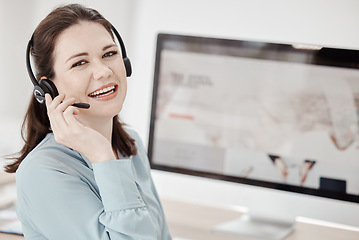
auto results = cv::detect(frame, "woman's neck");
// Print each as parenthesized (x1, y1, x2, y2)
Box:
(80, 116, 113, 143)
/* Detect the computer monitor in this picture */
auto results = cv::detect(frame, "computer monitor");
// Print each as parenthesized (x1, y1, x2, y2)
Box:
(148, 33, 359, 239)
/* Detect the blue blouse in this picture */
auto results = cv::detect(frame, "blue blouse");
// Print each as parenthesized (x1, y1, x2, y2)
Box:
(16, 129, 172, 240)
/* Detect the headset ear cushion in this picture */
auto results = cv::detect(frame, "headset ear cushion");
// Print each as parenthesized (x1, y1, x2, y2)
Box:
(39, 79, 59, 100)
(123, 57, 132, 77)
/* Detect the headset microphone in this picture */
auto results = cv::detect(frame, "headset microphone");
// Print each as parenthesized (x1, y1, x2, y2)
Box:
(72, 103, 90, 109)
(27, 24, 131, 110)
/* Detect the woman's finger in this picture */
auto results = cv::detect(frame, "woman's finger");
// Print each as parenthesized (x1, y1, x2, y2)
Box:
(45, 93, 62, 131)
(46, 94, 76, 134)
(56, 97, 77, 113)
(46, 93, 65, 111)
(63, 106, 81, 127)
(44, 93, 53, 110)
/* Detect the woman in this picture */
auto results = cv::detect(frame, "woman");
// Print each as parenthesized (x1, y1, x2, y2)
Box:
(5, 4, 172, 240)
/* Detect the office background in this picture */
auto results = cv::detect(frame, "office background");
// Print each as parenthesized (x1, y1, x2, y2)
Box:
(1, 0, 359, 230)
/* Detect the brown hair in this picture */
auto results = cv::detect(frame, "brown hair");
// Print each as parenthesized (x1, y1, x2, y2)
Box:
(5, 4, 137, 173)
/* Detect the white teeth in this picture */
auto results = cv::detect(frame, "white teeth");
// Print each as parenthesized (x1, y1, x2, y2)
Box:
(89, 86, 115, 97)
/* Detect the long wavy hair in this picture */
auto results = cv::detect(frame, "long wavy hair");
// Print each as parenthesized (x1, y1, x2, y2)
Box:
(5, 4, 137, 173)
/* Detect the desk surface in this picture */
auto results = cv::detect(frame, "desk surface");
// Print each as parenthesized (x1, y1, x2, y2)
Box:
(161, 198, 359, 240)
(1, 198, 359, 240)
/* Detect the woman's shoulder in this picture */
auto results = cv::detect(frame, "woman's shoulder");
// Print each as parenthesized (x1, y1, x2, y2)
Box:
(123, 126, 139, 139)
(122, 127, 151, 167)
(16, 133, 82, 177)
(22, 133, 71, 159)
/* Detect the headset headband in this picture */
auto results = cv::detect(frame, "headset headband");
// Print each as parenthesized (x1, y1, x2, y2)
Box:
(26, 36, 37, 86)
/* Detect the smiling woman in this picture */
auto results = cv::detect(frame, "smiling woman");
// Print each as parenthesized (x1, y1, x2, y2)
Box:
(5, 4, 172, 240)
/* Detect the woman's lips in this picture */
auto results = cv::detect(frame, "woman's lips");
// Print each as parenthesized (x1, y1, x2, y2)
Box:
(88, 84, 118, 101)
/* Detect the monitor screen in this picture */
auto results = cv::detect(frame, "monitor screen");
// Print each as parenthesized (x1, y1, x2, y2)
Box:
(148, 34, 359, 208)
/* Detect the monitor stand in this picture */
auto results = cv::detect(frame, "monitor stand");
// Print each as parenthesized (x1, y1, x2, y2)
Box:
(213, 213, 295, 240)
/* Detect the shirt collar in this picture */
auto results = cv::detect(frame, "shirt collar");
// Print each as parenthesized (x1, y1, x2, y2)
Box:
(78, 152, 94, 170)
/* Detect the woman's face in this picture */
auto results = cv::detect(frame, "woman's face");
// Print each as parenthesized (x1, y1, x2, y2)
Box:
(51, 21, 127, 121)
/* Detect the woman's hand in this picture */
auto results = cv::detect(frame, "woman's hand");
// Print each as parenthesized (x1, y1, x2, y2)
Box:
(45, 93, 116, 163)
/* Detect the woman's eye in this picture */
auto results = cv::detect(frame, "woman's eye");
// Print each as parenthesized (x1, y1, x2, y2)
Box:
(72, 60, 87, 68)
(103, 51, 118, 58)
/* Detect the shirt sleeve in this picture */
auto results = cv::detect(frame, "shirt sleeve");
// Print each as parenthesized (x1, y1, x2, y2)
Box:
(17, 155, 158, 240)
(93, 159, 158, 239)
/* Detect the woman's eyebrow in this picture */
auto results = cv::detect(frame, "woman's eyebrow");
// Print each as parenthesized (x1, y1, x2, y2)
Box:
(65, 44, 117, 63)
(66, 52, 88, 63)
(103, 44, 117, 51)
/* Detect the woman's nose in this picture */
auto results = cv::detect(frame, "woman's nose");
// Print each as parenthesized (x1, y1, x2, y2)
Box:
(92, 60, 112, 80)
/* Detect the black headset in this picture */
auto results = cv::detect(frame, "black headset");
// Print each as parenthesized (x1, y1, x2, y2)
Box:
(26, 24, 132, 108)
